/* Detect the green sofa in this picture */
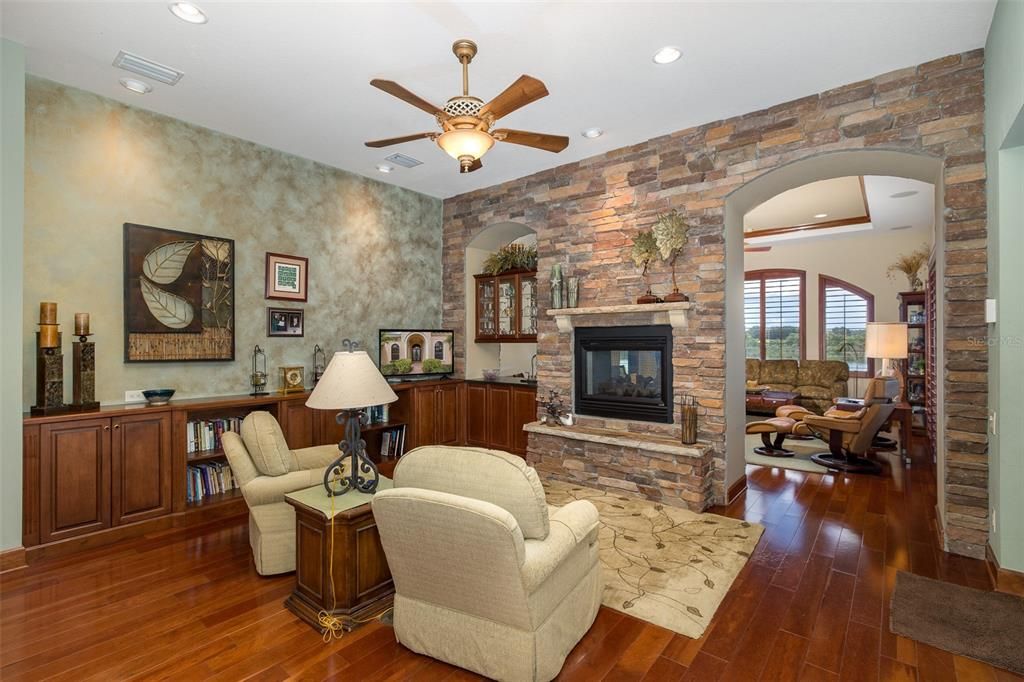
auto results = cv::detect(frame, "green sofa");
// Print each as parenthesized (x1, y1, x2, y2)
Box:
(745, 359, 850, 414)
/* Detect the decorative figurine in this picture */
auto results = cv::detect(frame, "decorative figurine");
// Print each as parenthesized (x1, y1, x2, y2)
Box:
(538, 389, 570, 426)
(71, 312, 99, 411)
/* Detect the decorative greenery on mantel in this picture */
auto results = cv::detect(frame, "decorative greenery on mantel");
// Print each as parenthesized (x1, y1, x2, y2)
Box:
(482, 243, 538, 275)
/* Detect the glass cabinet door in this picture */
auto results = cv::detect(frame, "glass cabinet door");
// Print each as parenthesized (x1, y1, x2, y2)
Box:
(497, 276, 517, 337)
(476, 278, 496, 338)
(519, 275, 537, 337)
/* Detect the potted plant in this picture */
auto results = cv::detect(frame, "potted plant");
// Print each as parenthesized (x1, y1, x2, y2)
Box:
(482, 243, 538, 275)
(652, 210, 690, 302)
(886, 245, 930, 291)
(631, 230, 661, 304)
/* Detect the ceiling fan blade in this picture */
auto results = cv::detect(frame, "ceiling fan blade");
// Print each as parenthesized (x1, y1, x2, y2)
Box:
(364, 133, 435, 148)
(461, 158, 483, 174)
(480, 75, 548, 120)
(370, 79, 446, 117)
(493, 129, 569, 153)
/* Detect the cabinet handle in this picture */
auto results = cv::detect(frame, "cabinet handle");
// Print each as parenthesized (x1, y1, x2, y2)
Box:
(103, 425, 110, 431)
(114, 424, 120, 430)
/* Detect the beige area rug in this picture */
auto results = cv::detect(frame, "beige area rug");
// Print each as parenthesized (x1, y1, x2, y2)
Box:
(744, 433, 829, 473)
(543, 479, 763, 638)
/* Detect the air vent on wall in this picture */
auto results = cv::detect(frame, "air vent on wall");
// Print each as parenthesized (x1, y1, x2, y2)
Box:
(384, 153, 423, 169)
(112, 51, 184, 85)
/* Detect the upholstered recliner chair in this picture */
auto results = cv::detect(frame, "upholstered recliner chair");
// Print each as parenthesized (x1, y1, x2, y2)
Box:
(222, 411, 339, 575)
(795, 377, 899, 474)
(372, 446, 602, 682)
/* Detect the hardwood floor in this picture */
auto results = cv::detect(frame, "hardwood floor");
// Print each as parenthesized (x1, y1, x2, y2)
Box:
(2, 443, 1020, 681)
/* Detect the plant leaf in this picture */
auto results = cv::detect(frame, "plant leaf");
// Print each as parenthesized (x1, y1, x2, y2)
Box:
(142, 241, 197, 284)
(140, 278, 194, 329)
(201, 239, 230, 263)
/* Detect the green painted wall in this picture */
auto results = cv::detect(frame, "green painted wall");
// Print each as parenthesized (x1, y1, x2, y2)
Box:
(985, 0, 1024, 572)
(1, 40, 26, 551)
(22, 77, 443, 408)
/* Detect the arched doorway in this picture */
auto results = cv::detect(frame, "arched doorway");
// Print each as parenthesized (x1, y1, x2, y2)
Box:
(406, 333, 425, 368)
(724, 149, 947, 520)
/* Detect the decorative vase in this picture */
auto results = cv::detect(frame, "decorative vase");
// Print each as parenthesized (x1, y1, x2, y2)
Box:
(907, 274, 923, 291)
(664, 289, 689, 303)
(637, 289, 661, 304)
(566, 276, 579, 308)
(550, 263, 563, 309)
(681, 396, 698, 445)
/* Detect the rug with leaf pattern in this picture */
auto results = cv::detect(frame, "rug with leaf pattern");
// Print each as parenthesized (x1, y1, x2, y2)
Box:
(543, 479, 764, 638)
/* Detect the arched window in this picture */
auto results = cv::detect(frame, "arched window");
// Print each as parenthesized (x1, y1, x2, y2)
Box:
(390, 344, 399, 362)
(820, 275, 875, 377)
(744, 269, 806, 360)
(434, 341, 444, 360)
(411, 344, 422, 362)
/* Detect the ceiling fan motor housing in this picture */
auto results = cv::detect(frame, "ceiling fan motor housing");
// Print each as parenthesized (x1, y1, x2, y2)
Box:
(443, 96, 484, 118)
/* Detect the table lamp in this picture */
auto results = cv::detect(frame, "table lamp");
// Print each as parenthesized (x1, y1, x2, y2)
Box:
(306, 344, 397, 496)
(865, 322, 908, 401)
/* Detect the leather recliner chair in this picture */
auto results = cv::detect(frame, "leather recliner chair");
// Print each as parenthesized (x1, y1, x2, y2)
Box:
(794, 376, 899, 474)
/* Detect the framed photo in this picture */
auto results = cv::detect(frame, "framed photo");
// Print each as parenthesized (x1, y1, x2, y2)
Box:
(265, 252, 308, 301)
(267, 307, 304, 337)
(123, 223, 235, 362)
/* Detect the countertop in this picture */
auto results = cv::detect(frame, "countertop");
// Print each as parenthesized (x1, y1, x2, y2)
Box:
(465, 376, 539, 387)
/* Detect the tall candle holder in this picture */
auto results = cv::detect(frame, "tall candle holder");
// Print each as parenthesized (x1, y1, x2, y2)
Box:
(71, 313, 100, 412)
(32, 301, 67, 416)
(250, 345, 269, 396)
(313, 344, 326, 384)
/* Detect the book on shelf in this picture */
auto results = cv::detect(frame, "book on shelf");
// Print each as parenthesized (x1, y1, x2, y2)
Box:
(378, 424, 407, 460)
(366, 403, 390, 424)
(186, 416, 243, 454)
(186, 460, 239, 503)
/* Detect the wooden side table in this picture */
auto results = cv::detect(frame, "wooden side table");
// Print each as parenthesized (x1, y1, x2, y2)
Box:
(746, 390, 800, 415)
(284, 481, 394, 633)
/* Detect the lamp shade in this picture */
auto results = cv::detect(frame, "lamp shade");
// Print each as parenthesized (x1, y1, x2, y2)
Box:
(437, 128, 494, 162)
(305, 351, 398, 410)
(865, 323, 908, 359)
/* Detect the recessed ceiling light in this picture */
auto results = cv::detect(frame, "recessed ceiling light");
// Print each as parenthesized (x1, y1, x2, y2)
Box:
(119, 78, 152, 94)
(814, 213, 828, 219)
(581, 128, 604, 139)
(890, 190, 919, 199)
(169, 2, 207, 24)
(376, 163, 394, 174)
(652, 46, 682, 65)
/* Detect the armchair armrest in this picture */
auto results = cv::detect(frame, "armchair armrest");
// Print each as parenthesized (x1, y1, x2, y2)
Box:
(802, 412, 863, 434)
(242, 468, 326, 506)
(521, 500, 599, 593)
(831, 380, 849, 398)
(289, 444, 340, 471)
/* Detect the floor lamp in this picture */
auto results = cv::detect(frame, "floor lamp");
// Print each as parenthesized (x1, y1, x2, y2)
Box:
(306, 347, 398, 496)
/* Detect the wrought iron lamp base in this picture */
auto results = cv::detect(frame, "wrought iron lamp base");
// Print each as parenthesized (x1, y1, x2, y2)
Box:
(323, 409, 380, 496)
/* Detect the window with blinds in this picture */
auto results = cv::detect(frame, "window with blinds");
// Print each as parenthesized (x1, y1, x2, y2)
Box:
(820, 276, 874, 376)
(744, 271, 804, 360)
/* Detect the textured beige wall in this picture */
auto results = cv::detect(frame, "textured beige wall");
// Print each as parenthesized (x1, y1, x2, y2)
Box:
(23, 77, 442, 407)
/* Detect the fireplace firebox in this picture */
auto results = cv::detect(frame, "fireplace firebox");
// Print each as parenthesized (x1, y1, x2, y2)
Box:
(574, 325, 673, 423)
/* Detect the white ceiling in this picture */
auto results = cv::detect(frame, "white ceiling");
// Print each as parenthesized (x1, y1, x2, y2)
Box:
(744, 176, 867, 232)
(1, 1, 995, 199)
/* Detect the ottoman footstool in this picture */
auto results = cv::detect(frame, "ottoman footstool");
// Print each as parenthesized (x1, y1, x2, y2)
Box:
(746, 417, 799, 457)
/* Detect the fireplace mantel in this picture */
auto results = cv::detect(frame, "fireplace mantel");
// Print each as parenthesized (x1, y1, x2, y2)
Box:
(548, 302, 691, 333)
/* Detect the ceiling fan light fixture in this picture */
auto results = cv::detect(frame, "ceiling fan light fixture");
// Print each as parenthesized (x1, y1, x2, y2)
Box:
(437, 128, 494, 163)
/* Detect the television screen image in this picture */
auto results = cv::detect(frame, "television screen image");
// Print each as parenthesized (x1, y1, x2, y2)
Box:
(379, 329, 455, 378)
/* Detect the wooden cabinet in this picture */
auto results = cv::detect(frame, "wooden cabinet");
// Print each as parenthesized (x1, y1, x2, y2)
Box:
(474, 270, 537, 342)
(412, 382, 462, 447)
(39, 418, 111, 543)
(463, 382, 537, 456)
(898, 291, 929, 434)
(281, 398, 316, 449)
(111, 412, 172, 525)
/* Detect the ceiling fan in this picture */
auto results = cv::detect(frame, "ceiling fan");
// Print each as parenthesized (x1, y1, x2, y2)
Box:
(365, 39, 569, 174)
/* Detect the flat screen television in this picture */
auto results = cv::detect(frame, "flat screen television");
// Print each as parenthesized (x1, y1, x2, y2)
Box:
(378, 329, 455, 379)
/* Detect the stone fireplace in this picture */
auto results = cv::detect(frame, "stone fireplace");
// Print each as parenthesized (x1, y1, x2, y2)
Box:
(574, 325, 672, 424)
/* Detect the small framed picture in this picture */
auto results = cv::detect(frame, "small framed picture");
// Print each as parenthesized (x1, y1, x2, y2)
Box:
(265, 252, 308, 301)
(267, 307, 304, 337)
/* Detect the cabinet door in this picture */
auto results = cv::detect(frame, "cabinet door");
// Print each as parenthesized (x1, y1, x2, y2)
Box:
(281, 398, 316, 449)
(412, 386, 438, 446)
(435, 384, 461, 445)
(496, 276, 518, 339)
(518, 274, 538, 338)
(486, 385, 514, 451)
(511, 387, 537, 456)
(111, 412, 172, 525)
(39, 418, 111, 543)
(465, 384, 489, 447)
(476, 277, 497, 339)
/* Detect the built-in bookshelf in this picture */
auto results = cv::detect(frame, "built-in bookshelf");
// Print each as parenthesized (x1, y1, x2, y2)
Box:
(899, 291, 929, 434)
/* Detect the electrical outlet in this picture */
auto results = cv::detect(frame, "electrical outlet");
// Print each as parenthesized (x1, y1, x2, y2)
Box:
(124, 390, 146, 403)
(992, 509, 997, 534)
(989, 410, 998, 436)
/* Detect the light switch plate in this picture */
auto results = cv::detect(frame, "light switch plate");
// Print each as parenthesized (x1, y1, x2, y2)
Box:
(124, 390, 146, 403)
(986, 298, 997, 324)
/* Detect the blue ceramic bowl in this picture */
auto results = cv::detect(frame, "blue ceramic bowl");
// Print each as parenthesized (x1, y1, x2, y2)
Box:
(142, 389, 175, 406)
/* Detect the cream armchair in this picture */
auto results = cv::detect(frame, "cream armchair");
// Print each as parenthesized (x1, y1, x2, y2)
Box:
(372, 446, 602, 682)
(222, 411, 339, 575)
(795, 376, 899, 474)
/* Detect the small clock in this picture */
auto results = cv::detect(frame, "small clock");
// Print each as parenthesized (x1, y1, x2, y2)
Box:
(280, 365, 305, 394)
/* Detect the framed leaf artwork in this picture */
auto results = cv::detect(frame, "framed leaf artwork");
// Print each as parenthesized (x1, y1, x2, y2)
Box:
(265, 252, 308, 302)
(123, 223, 235, 362)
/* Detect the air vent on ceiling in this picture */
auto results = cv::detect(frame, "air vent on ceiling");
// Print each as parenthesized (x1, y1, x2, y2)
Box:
(385, 153, 423, 169)
(890, 224, 914, 231)
(112, 51, 184, 85)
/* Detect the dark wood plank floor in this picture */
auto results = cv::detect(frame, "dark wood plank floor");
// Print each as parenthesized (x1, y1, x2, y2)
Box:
(2, 443, 1020, 681)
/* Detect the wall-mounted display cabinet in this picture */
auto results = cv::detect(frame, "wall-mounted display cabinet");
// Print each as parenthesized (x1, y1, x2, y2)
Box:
(474, 270, 538, 342)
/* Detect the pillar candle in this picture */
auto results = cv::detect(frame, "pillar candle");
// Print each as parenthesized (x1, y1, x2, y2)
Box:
(39, 324, 59, 349)
(74, 313, 90, 336)
(40, 301, 57, 325)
